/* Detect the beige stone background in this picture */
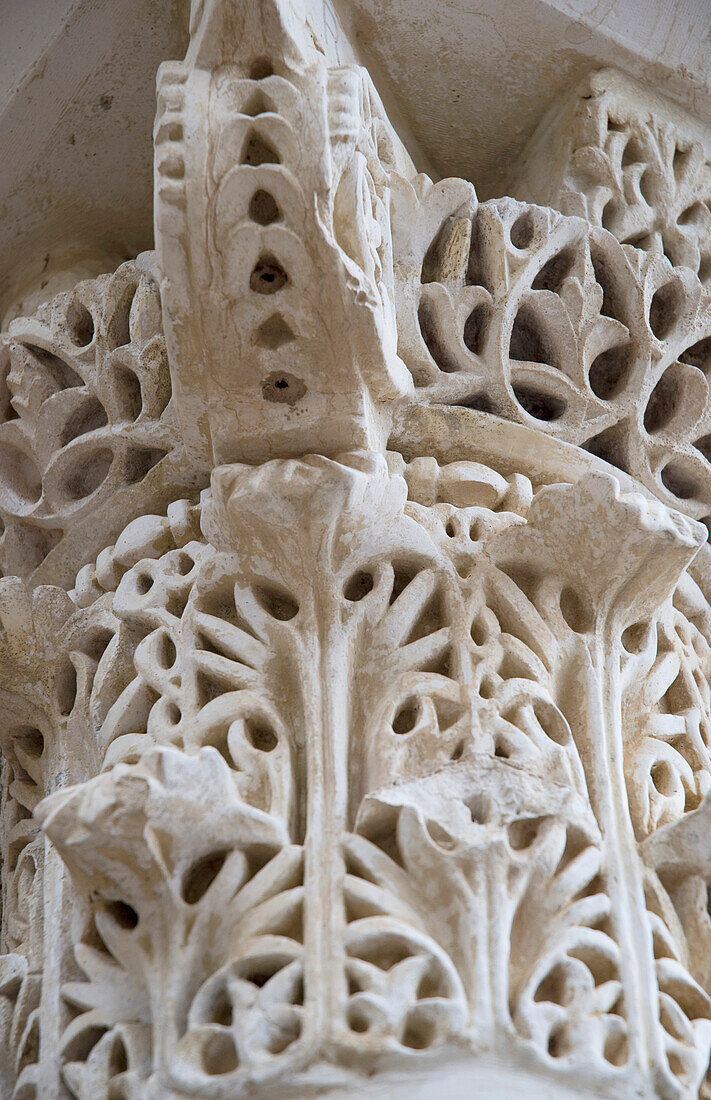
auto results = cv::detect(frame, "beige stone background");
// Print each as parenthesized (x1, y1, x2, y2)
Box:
(2, 0, 710, 320)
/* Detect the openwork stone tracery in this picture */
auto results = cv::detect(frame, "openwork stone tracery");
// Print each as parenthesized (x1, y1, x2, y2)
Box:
(3, 2, 711, 1098)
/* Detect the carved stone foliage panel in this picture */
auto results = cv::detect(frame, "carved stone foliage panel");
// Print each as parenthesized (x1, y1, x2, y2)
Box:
(393, 181, 711, 531)
(0, 452, 710, 1098)
(3, 1, 711, 1099)
(0, 255, 186, 584)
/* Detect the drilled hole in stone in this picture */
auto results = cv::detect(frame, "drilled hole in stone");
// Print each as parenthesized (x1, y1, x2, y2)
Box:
(601, 200, 619, 232)
(102, 899, 138, 929)
(401, 1014, 436, 1050)
(182, 850, 229, 904)
(390, 563, 419, 603)
(112, 364, 143, 420)
(250, 256, 287, 293)
(583, 426, 628, 473)
(639, 169, 657, 205)
(509, 306, 555, 366)
(0, 441, 42, 505)
(108, 1036, 128, 1076)
(61, 397, 108, 446)
(23, 342, 84, 388)
(255, 314, 294, 350)
(62, 448, 113, 500)
(695, 435, 711, 462)
(508, 816, 544, 850)
(0, 359, 17, 422)
(467, 794, 489, 824)
(421, 214, 469, 283)
(348, 1007, 370, 1033)
(679, 336, 711, 373)
(161, 157, 185, 180)
(661, 462, 698, 500)
(417, 967, 449, 1000)
(175, 552, 194, 576)
(650, 760, 675, 795)
(268, 1026, 301, 1055)
(419, 297, 460, 372)
(254, 584, 299, 620)
(536, 965, 569, 1007)
(622, 622, 649, 653)
(136, 573, 153, 595)
(426, 819, 456, 849)
(249, 189, 281, 225)
(249, 57, 274, 79)
(292, 976, 305, 1006)
(209, 990, 233, 1027)
(463, 303, 490, 355)
(510, 211, 534, 249)
(261, 371, 306, 405)
(392, 698, 419, 735)
(245, 718, 278, 752)
(344, 570, 374, 601)
(202, 1032, 239, 1076)
(589, 345, 629, 399)
(479, 678, 494, 699)
(238, 957, 285, 986)
(621, 136, 644, 167)
(498, 651, 530, 680)
(15, 727, 44, 758)
(531, 247, 575, 293)
(452, 393, 498, 412)
(590, 246, 625, 321)
(158, 633, 177, 669)
(661, 236, 679, 266)
(560, 586, 593, 633)
(649, 283, 682, 340)
(166, 701, 182, 725)
(66, 300, 95, 347)
(466, 214, 490, 290)
(644, 369, 680, 433)
(673, 144, 692, 179)
(530, 699, 569, 745)
(107, 284, 137, 349)
(126, 446, 168, 484)
(241, 131, 280, 166)
(242, 91, 270, 117)
(513, 386, 565, 421)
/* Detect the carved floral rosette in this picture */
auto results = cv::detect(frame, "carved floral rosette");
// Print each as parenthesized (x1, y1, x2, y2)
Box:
(4, 1, 711, 1099)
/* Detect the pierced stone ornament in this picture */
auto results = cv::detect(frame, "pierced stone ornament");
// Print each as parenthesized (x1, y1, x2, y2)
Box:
(3, 2, 711, 1099)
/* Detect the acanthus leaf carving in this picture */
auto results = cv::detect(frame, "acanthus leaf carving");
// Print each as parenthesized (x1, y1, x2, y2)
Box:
(3, 2, 711, 1097)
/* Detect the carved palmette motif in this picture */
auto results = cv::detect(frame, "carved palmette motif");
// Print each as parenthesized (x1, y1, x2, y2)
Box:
(510, 69, 711, 290)
(4, 0, 711, 1097)
(0, 255, 189, 585)
(393, 180, 711, 529)
(2, 452, 705, 1098)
